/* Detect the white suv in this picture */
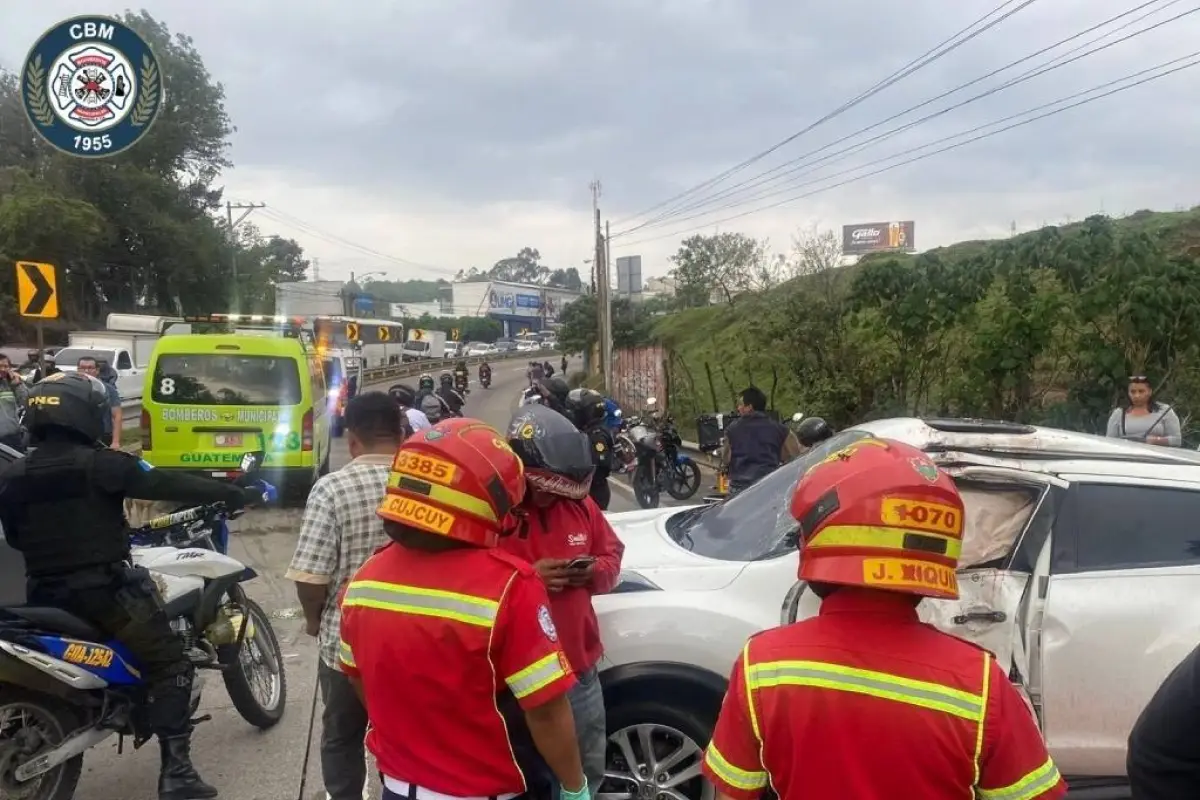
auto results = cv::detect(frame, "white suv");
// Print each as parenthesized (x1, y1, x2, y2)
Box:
(596, 418, 1200, 800)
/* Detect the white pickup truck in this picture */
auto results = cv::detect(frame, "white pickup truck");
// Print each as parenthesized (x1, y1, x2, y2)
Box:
(52, 314, 187, 402)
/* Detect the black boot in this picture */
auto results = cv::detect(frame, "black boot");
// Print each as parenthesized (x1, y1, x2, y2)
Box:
(157, 732, 218, 800)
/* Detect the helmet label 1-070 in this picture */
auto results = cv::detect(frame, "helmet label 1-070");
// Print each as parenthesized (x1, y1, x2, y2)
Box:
(880, 498, 962, 536)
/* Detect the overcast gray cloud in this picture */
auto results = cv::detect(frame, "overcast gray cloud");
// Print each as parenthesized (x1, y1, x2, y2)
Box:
(2, 0, 1198, 282)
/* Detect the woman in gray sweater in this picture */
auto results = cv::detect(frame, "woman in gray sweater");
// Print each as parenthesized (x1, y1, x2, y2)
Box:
(1106, 375, 1182, 446)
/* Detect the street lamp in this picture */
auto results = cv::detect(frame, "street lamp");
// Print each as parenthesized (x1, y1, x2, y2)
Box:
(344, 270, 388, 316)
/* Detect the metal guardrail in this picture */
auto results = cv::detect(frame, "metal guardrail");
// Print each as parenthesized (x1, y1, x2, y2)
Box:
(119, 350, 540, 427)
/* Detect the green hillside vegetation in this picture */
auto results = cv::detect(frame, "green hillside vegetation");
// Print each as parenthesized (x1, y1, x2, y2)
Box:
(654, 208, 1200, 440)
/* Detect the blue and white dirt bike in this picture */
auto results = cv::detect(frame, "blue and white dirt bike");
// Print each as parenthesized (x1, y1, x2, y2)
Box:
(0, 453, 287, 800)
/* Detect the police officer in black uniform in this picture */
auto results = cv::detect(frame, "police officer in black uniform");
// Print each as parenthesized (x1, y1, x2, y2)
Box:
(567, 387, 614, 510)
(721, 386, 802, 496)
(437, 372, 466, 417)
(0, 373, 264, 800)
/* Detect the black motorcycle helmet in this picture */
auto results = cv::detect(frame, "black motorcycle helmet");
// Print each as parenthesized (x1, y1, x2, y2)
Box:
(538, 376, 570, 413)
(388, 383, 416, 408)
(26, 372, 109, 444)
(507, 404, 595, 500)
(418, 374, 435, 392)
(796, 416, 834, 447)
(439, 372, 454, 386)
(566, 387, 606, 429)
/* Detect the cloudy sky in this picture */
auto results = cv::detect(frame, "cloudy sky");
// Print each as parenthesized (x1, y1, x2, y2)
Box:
(3, 0, 1199, 284)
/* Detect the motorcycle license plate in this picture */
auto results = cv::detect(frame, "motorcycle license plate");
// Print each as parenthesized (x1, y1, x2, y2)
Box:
(214, 433, 243, 447)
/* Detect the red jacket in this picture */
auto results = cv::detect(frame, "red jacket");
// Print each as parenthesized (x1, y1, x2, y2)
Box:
(339, 543, 575, 796)
(497, 496, 624, 673)
(703, 590, 1067, 800)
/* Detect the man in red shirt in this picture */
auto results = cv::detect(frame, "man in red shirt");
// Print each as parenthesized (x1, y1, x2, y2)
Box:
(501, 405, 625, 792)
(338, 418, 590, 800)
(702, 437, 1067, 800)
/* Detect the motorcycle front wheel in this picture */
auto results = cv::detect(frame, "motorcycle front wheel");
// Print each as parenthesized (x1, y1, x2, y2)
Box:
(632, 463, 661, 509)
(666, 458, 702, 500)
(0, 687, 83, 800)
(218, 596, 288, 730)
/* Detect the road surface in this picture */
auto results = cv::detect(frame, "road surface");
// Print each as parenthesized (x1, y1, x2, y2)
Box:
(50, 359, 712, 799)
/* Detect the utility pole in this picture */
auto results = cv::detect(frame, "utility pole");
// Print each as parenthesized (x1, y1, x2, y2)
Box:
(601, 220, 613, 395)
(226, 201, 265, 310)
(311, 257, 320, 281)
(590, 179, 608, 388)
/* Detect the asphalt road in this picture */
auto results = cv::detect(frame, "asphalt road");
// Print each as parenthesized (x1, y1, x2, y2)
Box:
(55, 359, 711, 799)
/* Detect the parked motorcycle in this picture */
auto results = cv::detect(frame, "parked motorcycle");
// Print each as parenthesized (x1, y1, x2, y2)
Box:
(0, 454, 287, 800)
(629, 398, 703, 508)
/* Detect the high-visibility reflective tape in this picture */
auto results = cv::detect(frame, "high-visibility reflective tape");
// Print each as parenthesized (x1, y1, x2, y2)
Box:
(339, 639, 356, 668)
(977, 757, 1062, 800)
(703, 744, 768, 792)
(862, 557, 958, 595)
(808, 525, 962, 560)
(747, 659, 984, 722)
(880, 498, 963, 536)
(378, 494, 457, 534)
(506, 651, 569, 699)
(386, 473, 497, 522)
(343, 580, 499, 628)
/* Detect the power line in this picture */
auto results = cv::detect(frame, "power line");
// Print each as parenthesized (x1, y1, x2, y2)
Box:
(611, 50, 1200, 250)
(611, 0, 1041, 228)
(255, 207, 461, 277)
(614, 0, 1195, 239)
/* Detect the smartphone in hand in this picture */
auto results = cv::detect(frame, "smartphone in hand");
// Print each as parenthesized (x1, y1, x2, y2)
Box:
(566, 556, 596, 571)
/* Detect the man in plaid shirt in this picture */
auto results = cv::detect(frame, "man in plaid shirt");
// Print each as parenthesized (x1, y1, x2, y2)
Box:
(286, 392, 404, 800)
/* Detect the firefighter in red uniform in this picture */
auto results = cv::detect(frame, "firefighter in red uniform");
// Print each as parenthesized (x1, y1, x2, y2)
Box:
(701, 437, 1068, 800)
(338, 418, 590, 800)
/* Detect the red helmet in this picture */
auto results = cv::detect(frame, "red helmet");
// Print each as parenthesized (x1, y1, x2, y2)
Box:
(377, 418, 526, 548)
(790, 437, 964, 600)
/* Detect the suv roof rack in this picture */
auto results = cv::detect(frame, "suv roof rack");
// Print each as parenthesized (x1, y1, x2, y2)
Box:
(921, 418, 1038, 435)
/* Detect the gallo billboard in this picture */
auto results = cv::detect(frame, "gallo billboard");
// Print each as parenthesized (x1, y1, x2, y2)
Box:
(842, 221, 915, 255)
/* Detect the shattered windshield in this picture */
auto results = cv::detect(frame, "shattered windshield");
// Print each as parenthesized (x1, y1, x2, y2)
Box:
(665, 430, 872, 561)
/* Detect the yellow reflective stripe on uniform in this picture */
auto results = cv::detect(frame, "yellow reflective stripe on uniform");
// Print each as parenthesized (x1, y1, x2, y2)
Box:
(977, 757, 1062, 800)
(741, 642, 763, 744)
(387, 472, 497, 521)
(973, 652, 992, 787)
(747, 660, 984, 722)
(339, 639, 356, 668)
(342, 580, 499, 628)
(505, 652, 567, 699)
(703, 744, 768, 792)
(806, 524, 962, 560)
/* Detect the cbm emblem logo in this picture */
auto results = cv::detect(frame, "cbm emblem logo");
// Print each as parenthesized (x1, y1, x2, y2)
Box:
(21, 16, 164, 158)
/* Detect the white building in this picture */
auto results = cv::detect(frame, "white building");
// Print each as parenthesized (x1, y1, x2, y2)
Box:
(450, 280, 584, 337)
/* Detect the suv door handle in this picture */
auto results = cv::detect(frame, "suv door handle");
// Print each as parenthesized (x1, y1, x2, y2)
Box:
(953, 610, 1007, 625)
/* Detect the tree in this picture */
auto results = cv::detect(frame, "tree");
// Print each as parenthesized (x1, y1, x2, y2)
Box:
(787, 225, 843, 278)
(546, 267, 583, 291)
(0, 11, 311, 338)
(489, 247, 548, 284)
(668, 232, 764, 307)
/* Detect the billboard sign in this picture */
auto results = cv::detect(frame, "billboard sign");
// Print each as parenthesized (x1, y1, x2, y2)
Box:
(488, 287, 542, 314)
(842, 221, 915, 255)
(616, 255, 643, 295)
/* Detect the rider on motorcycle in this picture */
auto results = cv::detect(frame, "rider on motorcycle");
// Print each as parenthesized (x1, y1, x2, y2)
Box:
(437, 372, 467, 417)
(453, 359, 470, 394)
(529, 360, 545, 384)
(721, 386, 802, 497)
(478, 359, 492, 387)
(414, 374, 450, 425)
(538, 376, 570, 417)
(0, 373, 266, 800)
(567, 388, 615, 510)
